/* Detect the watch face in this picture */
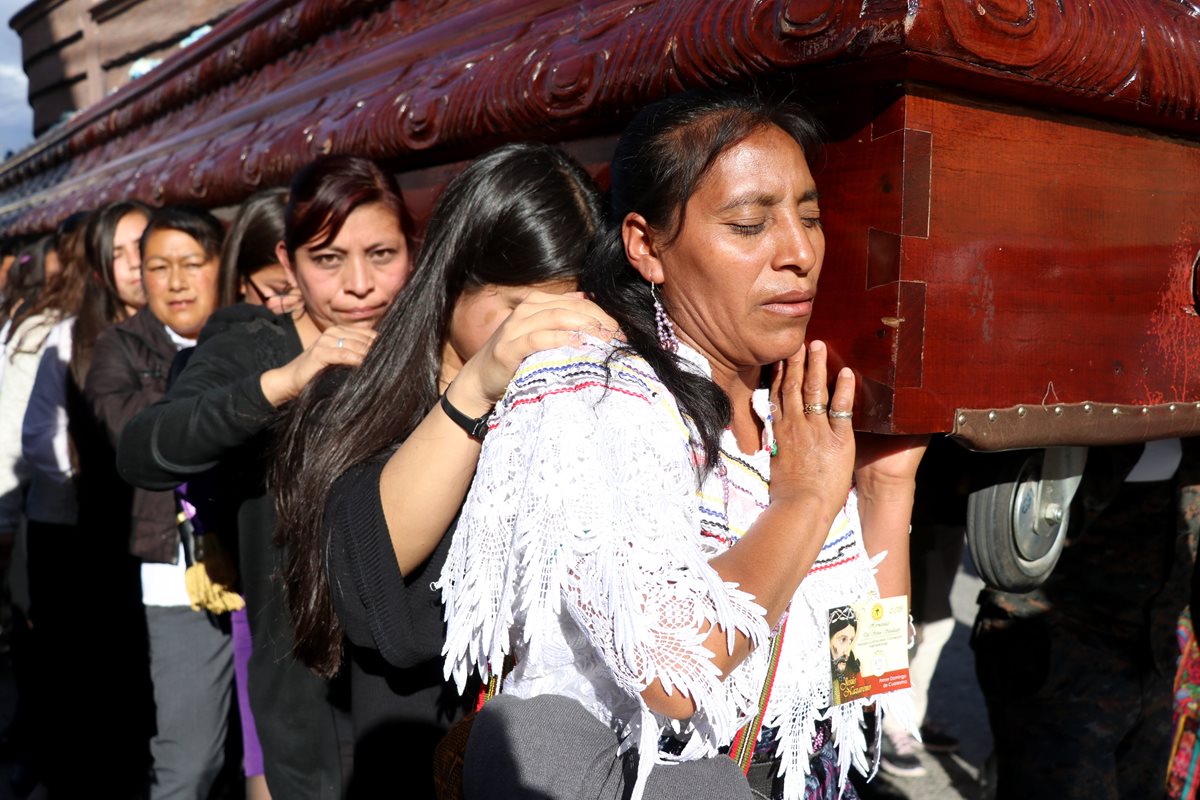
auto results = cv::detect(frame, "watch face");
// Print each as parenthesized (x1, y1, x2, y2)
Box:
(469, 410, 494, 441)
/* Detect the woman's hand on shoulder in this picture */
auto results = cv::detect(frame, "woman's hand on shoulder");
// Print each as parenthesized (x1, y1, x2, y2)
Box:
(767, 340, 856, 512)
(449, 291, 622, 414)
(259, 325, 376, 407)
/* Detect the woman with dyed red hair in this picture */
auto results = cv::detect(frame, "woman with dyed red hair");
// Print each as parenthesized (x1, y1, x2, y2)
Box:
(118, 155, 413, 800)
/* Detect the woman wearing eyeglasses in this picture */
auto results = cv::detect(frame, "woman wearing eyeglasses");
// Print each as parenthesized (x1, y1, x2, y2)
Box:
(220, 188, 302, 318)
(84, 205, 230, 798)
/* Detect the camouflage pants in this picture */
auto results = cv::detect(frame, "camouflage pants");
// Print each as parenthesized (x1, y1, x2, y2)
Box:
(973, 613, 1173, 800)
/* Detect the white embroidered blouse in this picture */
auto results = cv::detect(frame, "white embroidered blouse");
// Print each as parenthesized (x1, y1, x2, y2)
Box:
(438, 338, 910, 800)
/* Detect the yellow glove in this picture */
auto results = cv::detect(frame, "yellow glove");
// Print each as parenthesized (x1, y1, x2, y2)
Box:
(184, 533, 245, 614)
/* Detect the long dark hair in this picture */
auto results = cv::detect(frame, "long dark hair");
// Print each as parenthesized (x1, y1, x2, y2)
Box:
(71, 201, 150, 386)
(219, 188, 287, 306)
(581, 88, 824, 471)
(6, 212, 93, 353)
(274, 143, 603, 676)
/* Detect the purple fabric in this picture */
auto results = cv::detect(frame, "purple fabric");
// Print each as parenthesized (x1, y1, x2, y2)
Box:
(232, 608, 265, 777)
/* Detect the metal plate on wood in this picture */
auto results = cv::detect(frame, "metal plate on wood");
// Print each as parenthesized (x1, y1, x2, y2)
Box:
(952, 401, 1200, 451)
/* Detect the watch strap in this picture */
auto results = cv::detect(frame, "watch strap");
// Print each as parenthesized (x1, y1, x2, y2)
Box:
(439, 393, 494, 441)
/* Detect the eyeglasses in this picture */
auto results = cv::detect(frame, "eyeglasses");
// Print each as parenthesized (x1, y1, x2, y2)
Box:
(245, 277, 300, 306)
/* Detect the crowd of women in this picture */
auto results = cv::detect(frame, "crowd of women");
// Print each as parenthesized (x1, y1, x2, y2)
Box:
(0, 89, 928, 800)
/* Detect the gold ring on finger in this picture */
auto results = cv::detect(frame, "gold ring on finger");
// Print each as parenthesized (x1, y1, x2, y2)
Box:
(803, 402, 827, 416)
(828, 410, 854, 419)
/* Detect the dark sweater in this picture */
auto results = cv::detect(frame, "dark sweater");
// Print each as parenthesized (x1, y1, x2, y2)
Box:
(326, 459, 469, 799)
(117, 305, 343, 800)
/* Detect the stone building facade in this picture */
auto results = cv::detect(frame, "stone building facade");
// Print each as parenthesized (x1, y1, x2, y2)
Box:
(10, 0, 245, 136)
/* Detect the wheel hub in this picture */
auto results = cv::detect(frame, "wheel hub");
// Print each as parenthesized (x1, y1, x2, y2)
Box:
(1011, 460, 1066, 561)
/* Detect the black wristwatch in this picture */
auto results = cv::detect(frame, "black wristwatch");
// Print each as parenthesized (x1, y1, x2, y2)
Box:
(439, 393, 494, 441)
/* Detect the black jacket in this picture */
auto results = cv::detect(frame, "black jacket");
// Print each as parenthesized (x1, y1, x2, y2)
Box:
(85, 307, 180, 563)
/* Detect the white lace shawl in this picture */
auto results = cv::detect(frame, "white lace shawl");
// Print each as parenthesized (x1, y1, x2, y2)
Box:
(437, 339, 913, 800)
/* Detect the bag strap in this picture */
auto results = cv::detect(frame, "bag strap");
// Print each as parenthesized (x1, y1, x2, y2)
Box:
(727, 616, 788, 774)
(474, 655, 512, 712)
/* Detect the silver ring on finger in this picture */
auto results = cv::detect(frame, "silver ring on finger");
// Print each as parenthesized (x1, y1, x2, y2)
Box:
(828, 409, 854, 420)
(803, 402, 828, 416)
(336, 338, 344, 349)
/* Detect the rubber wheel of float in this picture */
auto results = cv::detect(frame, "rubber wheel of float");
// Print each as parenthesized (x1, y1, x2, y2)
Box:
(966, 449, 1069, 593)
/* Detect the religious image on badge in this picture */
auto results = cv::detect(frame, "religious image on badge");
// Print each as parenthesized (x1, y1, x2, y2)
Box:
(829, 596, 912, 705)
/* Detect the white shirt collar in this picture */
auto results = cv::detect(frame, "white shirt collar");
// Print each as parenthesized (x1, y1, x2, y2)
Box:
(163, 325, 196, 350)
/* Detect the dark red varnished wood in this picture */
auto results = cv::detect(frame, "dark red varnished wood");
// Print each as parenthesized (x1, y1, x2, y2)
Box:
(807, 86, 1200, 442)
(3, 0, 1200, 233)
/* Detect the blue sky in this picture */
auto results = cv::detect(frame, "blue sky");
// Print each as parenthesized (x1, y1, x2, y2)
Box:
(0, 0, 34, 159)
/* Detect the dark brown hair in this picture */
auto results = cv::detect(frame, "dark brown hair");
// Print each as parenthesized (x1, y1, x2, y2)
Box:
(283, 155, 412, 258)
(139, 206, 225, 265)
(1, 236, 52, 327)
(5, 212, 93, 353)
(219, 188, 287, 306)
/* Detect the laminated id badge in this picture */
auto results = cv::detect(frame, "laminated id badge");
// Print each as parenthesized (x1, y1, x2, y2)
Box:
(828, 596, 912, 705)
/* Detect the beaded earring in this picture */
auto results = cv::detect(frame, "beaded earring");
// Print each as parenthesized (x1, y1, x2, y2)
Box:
(650, 282, 679, 353)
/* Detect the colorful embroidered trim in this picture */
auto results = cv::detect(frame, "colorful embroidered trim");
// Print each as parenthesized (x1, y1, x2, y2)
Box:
(728, 616, 788, 774)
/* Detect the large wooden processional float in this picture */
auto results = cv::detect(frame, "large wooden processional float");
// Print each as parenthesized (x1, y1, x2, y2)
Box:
(1, 0, 1198, 589)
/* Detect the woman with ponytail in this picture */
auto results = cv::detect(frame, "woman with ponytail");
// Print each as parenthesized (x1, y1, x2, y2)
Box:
(438, 89, 928, 800)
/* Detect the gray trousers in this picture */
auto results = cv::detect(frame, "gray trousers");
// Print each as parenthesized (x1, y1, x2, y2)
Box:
(145, 605, 233, 800)
(464, 694, 752, 800)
